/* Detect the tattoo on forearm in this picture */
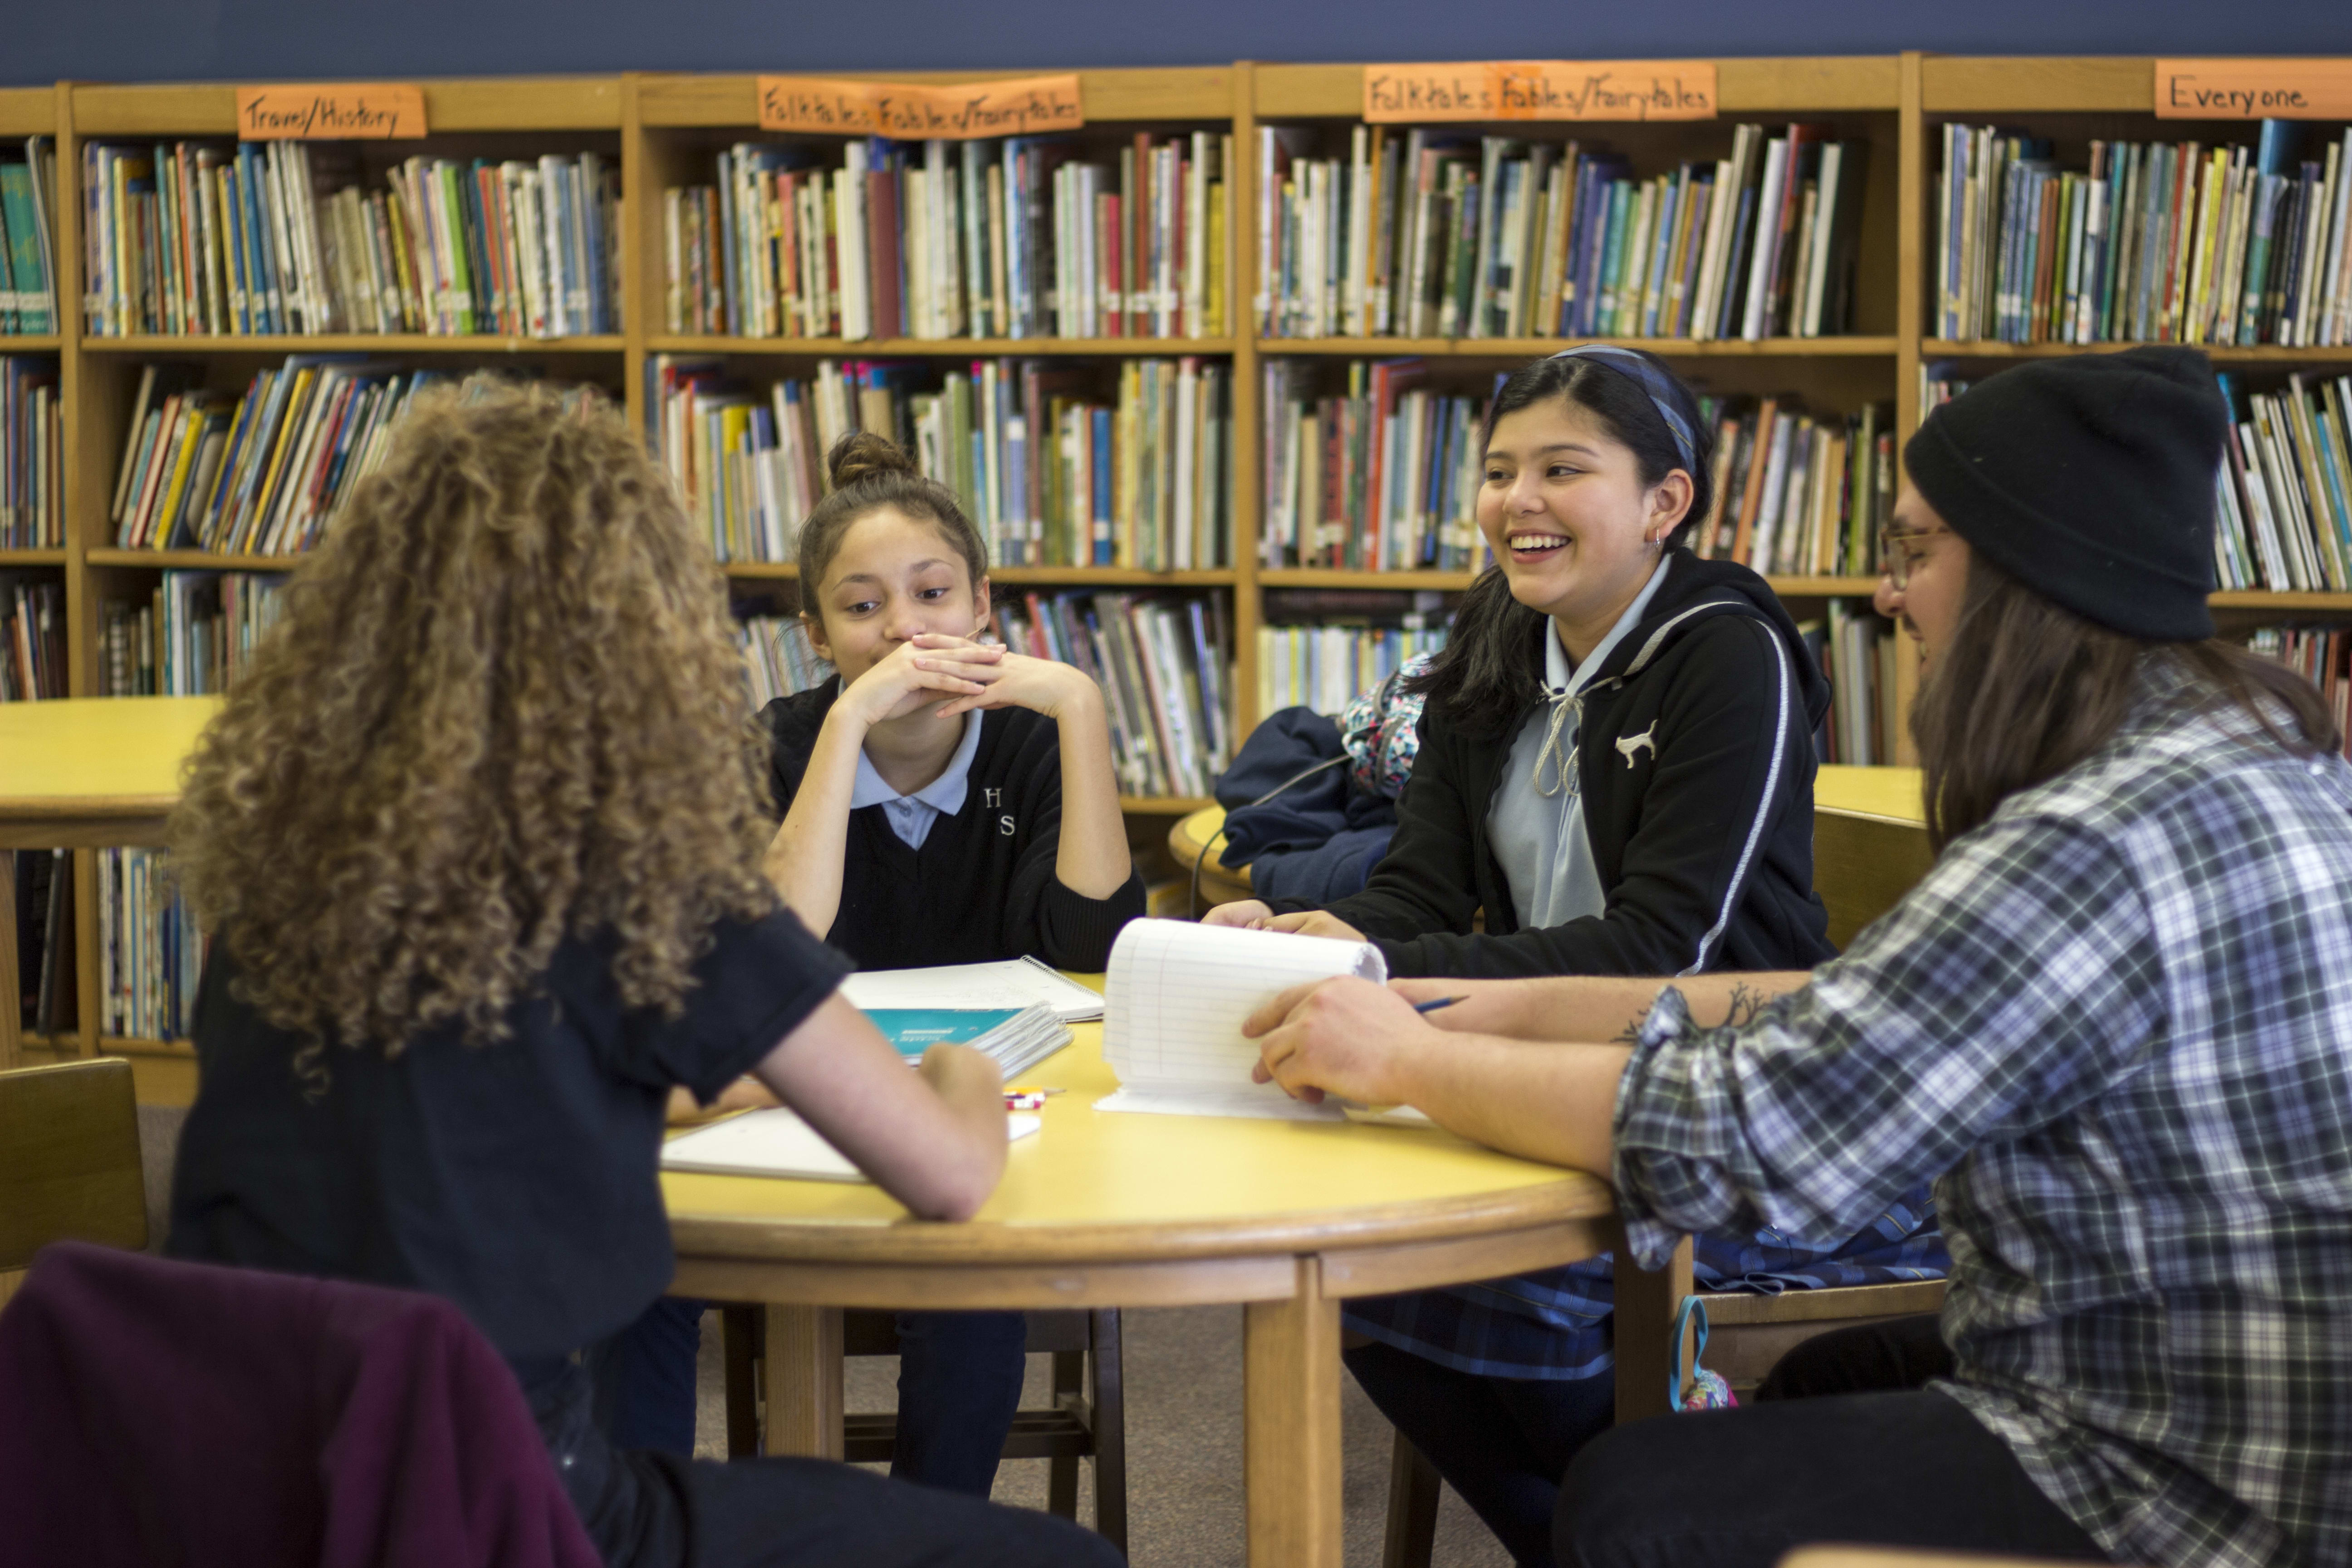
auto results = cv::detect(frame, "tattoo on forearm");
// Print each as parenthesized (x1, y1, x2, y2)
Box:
(1611, 1014, 1646, 1044)
(1721, 983, 1767, 1029)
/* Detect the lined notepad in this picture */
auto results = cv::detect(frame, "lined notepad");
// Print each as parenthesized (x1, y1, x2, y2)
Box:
(662, 1107, 1042, 1182)
(1098, 920, 1387, 1121)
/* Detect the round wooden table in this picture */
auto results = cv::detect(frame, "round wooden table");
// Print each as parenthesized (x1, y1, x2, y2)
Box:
(665, 1004, 1671, 1568)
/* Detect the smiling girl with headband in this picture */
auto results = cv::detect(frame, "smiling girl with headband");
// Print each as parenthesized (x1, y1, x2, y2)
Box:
(1207, 346, 1937, 1568)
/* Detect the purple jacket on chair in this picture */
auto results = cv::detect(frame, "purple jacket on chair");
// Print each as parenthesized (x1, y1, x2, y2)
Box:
(0, 1240, 600, 1568)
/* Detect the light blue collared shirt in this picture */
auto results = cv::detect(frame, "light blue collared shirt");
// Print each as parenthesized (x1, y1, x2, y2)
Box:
(1488, 556, 1673, 929)
(852, 711, 984, 850)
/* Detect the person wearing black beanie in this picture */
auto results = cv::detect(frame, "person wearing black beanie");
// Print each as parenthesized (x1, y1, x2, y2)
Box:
(1240, 345, 2352, 1568)
(1903, 345, 2229, 642)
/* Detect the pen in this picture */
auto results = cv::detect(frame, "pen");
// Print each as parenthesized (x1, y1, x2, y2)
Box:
(1412, 995, 1467, 1014)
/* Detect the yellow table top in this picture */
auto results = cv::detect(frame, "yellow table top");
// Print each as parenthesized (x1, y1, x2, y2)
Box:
(0, 698, 1926, 831)
(662, 982, 1609, 1252)
(1814, 764, 1924, 825)
(0, 696, 222, 811)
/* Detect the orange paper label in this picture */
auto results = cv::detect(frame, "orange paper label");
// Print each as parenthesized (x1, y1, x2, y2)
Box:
(757, 74, 1085, 139)
(2156, 60, 2352, 120)
(1364, 61, 1717, 123)
(235, 83, 427, 140)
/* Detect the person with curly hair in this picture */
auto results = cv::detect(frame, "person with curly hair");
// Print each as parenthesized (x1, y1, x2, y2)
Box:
(163, 382, 1119, 1568)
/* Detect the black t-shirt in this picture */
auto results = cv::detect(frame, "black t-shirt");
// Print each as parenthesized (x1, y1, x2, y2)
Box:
(166, 908, 851, 1361)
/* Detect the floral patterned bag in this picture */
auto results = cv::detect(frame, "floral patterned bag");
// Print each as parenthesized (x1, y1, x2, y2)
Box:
(1338, 653, 1435, 802)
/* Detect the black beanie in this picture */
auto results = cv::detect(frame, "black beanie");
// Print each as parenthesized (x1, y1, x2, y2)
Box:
(1902, 346, 2227, 642)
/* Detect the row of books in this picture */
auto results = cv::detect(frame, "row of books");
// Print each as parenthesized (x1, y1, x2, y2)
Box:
(1689, 400, 1893, 578)
(1, 575, 64, 700)
(11, 849, 71, 1034)
(0, 139, 57, 333)
(3, 356, 61, 547)
(1259, 360, 1486, 572)
(84, 142, 622, 338)
(98, 846, 203, 1042)
(664, 133, 1230, 342)
(990, 590, 1231, 799)
(1806, 599, 1901, 766)
(98, 572, 286, 696)
(1258, 124, 1865, 342)
(738, 613, 830, 707)
(653, 354, 1231, 570)
(2247, 626, 2352, 759)
(110, 360, 454, 554)
(1257, 621, 1450, 718)
(1259, 359, 1890, 579)
(1937, 121, 2352, 347)
(2214, 371, 2352, 594)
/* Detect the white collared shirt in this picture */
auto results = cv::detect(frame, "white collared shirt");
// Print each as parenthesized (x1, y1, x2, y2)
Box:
(1489, 556, 1673, 930)
(851, 711, 984, 851)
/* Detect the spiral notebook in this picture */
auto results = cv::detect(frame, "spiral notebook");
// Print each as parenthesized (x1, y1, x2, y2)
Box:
(1096, 920, 1388, 1122)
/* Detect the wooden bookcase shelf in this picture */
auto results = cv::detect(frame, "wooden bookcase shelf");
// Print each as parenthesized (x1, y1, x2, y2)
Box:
(78, 335, 628, 355)
(15, 55, 2352, 1057)
(647, 336, 1237, 357)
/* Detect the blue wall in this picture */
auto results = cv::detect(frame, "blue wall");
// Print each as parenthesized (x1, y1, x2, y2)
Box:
(15, 0, 2352, 88)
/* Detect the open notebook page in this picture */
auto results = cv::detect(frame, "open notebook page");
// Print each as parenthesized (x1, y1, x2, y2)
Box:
(662, 1107, 1042, 1183)
(1098, 921, 1386, 1120)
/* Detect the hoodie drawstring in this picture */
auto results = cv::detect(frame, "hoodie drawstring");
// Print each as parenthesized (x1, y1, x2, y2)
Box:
(1534, 689, 1582, 799)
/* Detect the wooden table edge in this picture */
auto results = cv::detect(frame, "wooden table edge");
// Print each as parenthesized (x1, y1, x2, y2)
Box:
(666, 1169, 1617, 1269)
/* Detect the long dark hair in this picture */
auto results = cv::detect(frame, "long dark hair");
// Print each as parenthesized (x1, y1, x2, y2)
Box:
(1913, 553, 2338, 852)
(1404, 350, 1715, 737)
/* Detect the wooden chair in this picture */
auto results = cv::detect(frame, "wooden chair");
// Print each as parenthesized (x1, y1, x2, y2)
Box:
(0, 1057, 148, 1309)
(1167, 804, 1253, 917)
(1381, 800, 1949, 1568)
(720, 1305, 1128, 1554)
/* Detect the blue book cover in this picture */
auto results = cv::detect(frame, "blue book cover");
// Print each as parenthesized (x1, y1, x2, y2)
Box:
(863, 1007, 1030, 1060)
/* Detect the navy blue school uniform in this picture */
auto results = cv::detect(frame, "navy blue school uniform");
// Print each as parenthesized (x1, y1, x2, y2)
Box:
(756, 684, 1145, 1493)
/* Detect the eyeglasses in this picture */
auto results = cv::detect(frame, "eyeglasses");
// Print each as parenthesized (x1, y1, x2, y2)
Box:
(1877, 527, 1949, 591)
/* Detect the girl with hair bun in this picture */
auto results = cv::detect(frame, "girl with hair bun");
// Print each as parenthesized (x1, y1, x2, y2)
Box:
(752, 429, 1144, 1497)
(760, 430, 1142, 971)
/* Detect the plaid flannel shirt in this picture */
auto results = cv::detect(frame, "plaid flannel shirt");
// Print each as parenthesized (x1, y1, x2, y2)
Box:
(1614, 658, 2352, 1568)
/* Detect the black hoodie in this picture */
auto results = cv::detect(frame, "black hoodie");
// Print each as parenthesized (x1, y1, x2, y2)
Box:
(1270, 549, 1837, 980)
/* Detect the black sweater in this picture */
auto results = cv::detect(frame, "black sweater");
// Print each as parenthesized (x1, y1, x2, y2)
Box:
(763, 681, 1147, 972)
(1271, 551, 1837, 980)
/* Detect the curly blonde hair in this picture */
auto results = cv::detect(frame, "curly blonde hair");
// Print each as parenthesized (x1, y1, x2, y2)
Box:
(168, 381, 777, 1054)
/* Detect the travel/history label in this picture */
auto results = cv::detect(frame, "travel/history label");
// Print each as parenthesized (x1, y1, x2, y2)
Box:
(235, 84, 427, 139)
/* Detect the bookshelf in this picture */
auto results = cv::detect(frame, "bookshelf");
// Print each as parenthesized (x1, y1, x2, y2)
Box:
(13, 56, 2352, 1073)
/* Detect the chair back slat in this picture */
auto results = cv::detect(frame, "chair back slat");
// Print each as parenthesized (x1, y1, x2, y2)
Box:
(0, 1058, 148, 1272)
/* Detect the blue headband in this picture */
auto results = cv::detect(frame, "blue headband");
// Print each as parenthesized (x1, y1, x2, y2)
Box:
(1545, 345, 1700, 475)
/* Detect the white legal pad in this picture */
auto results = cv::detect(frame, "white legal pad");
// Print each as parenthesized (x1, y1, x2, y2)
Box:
(1096, 920, 1387, 1122)
(661, 1107, 1042, 1183)
(840, 956, 1106, 1022)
